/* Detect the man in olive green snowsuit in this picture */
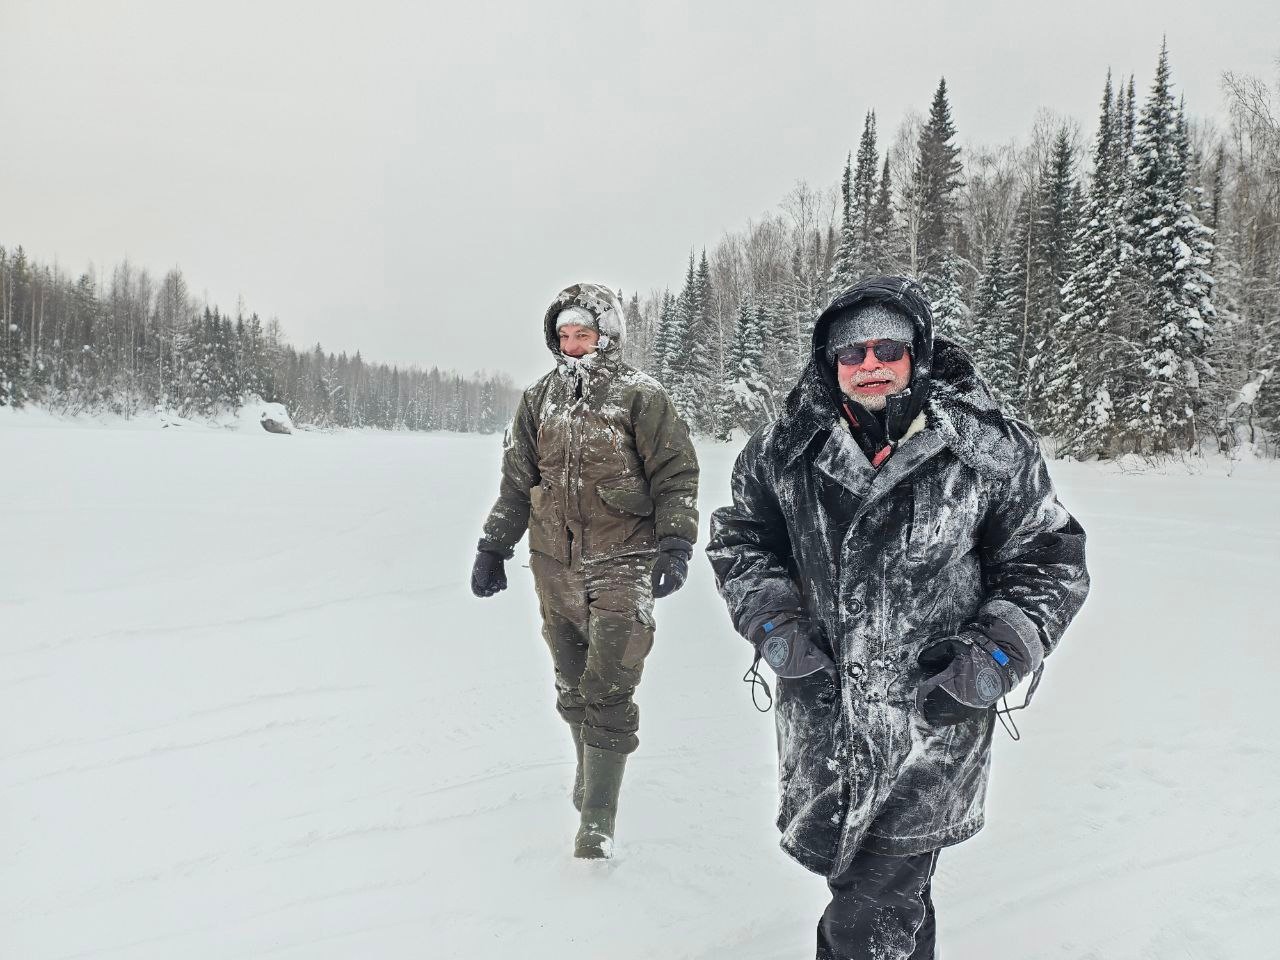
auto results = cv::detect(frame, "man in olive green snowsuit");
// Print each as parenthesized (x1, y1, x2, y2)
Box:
(471, 282, 699, 859)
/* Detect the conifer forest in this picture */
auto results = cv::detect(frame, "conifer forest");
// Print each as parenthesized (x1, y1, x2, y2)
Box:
(3, 43, 1277, 456)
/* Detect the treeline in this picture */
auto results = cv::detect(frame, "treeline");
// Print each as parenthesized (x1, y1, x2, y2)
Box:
(0, 254, 518, 432)
(622, 42, 1279, 458)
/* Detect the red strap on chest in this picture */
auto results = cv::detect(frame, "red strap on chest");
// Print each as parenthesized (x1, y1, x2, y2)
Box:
(841, 400, 894, 469)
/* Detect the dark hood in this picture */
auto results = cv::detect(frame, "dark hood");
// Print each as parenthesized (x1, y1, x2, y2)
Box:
(778, 275, 1019, 476)
(797, 275, 935, 444)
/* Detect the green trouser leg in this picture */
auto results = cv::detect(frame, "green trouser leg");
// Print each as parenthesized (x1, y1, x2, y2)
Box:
(574, 745, 628, 859)
(531, 552, 655, 756)
(570, 722, 585, 812)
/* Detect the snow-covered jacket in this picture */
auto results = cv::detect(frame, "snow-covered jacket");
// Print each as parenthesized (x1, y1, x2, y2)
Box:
(706, 277, 1089, 876)
(479, 284, 699, 565)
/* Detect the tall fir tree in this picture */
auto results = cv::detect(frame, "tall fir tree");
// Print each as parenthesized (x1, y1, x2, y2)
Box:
(913, 78, 964, 283)
(1052, 72, 1128, 454)
(685, 249, 721, 434)
(851, 111, 880, 276)
(967, 235, 1022, 408)
(652, 288, 677, 384)
(720, 295, 774, 437)
(829, 152, 858, 293)
(1121, 41, 1216, 453)
(871, 152, 896, 273)
(1023, 127, 1081, 422)
(667, 252, 698, 420)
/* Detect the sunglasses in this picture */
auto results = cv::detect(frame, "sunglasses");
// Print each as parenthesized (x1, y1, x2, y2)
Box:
(834, 340, 911, 365)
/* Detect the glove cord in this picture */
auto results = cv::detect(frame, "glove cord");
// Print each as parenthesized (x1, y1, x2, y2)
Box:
(743, 652, 773, 713)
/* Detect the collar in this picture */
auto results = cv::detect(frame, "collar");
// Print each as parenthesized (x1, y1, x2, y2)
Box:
(777, 353, 1017, 480)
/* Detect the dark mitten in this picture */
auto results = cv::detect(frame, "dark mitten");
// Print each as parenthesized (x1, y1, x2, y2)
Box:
(746, 610, 836, 679)
(916, 622, 1033, 725)
(470, 549, 507, 598)
(651, 537, 693, 598)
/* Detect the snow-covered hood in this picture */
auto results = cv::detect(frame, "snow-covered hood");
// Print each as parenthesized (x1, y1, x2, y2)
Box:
(811, 275, 936, 429)
(780, 275, 1020, 477)
(542, 283, 627, 361)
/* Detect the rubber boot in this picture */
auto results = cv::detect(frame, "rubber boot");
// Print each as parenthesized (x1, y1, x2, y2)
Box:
(570, 722, 585, 812)
(573, 745, 627, 859)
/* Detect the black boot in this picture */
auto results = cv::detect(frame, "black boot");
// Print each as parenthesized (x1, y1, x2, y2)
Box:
(570, 723, 585, 812)
(573, 745, 627, 859)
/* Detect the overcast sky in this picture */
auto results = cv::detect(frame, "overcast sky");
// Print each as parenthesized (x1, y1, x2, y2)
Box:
(3, 0, 1276, 386)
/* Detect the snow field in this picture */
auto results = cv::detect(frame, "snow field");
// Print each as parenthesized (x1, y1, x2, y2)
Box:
(1, 411, 1278, 958)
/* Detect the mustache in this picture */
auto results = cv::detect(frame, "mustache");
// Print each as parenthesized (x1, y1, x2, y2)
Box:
(849, 372, 901, 385)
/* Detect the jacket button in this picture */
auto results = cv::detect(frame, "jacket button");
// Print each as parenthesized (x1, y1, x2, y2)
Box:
(848, 599, 864, 616)
(846, 662, 864, 679)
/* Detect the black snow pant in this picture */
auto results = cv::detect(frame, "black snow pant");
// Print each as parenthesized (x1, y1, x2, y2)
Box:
(815, 847, 939, 960)
(529, 550, 656, 755)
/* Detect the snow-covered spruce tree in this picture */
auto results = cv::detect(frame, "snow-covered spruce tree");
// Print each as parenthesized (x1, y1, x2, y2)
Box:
(929, 252, 971, 342)
(666, 253, 698, 421)
(1022, 128, 1081, 423)
(477, 377, 499, 434)
(1121, 74, 1137, 162)
(829, 152, 858, 294)
(913, 78, 964, 287)
(850, 112, 881, 278)
(967, 235, 1022, 408)
(997, 188, 1035, 401)
(651, 288, 677, 384)
(761, 290, 797, 410)
(1121, 41, 1216, 454)
(720, 295, 776, 437)
(870, 152, 896, 274)
(1051, 72, 1128, 456)
(683, 249, 723, 435)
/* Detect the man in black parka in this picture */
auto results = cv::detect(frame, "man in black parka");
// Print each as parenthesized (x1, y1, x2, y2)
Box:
(706, 276, 1089, 959)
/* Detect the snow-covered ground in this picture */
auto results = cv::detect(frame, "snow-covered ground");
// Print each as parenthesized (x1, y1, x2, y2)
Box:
(2, 408, 1278, 959)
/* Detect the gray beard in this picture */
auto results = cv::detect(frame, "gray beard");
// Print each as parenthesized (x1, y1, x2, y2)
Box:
(847, 393, 887, 411)
(841, 386, 900, 412)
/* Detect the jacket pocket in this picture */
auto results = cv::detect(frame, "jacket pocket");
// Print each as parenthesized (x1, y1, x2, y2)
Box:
(528, 482, 570, 564)
(908, 474, 982, 566)
(597, 484, 655, 517)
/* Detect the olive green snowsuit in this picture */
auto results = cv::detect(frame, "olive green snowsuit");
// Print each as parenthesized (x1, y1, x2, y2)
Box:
(478, 284, 699, 754)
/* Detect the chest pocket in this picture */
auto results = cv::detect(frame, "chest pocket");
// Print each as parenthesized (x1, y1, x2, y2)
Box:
(908, 470, 984, 568)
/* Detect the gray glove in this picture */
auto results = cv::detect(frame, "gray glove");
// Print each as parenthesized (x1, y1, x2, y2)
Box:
(747, 610, 836, 679)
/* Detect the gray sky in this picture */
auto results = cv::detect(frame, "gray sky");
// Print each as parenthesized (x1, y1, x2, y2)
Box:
(3, 0, 1276, 386)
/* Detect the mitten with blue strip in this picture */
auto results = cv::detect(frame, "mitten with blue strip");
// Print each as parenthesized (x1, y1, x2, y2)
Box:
(746, 609, 837, 680)
(916, 606, 1045, 726)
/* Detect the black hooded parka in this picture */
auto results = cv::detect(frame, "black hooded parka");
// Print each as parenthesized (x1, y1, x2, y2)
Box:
(706, 277, 1090, 876)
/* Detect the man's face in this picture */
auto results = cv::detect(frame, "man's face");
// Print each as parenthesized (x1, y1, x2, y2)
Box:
(558, 324, 600, 358)
(835, 339, 913, 411)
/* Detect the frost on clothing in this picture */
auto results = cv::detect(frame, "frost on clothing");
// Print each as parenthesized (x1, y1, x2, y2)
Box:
(478, 283, 698, 565)
(706, 282, 1090, 878)
(478, 283, 698, 760)
(531, 550, 656, 754)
